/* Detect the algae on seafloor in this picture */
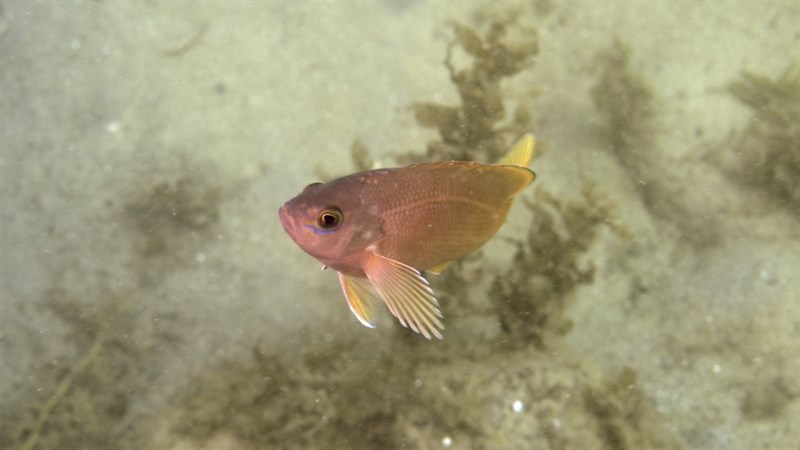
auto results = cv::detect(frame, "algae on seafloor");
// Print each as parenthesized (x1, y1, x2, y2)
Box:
(125, 173, 221, 259)
(0, 286, 179, 450)
(582, 367, 679, 450)
(169, 340, 413, 448)
(121, 159, 231, 289)
(590, 39, 721, 244)
(1, 152, 231, 449)
(412, 14, 539, 163)
(740, 377, 798, 421)
(724, 65, 800, 210)
(345, 13, 540, 173)
(590, 39, 654, 156)
(490, 183, 623, 349)
(166, 338, 680, 449)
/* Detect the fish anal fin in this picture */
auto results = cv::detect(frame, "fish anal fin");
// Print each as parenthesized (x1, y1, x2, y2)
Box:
(338, 272, 380, 329)
(364, 253, 444, 339)
(498, 133, 535, 168)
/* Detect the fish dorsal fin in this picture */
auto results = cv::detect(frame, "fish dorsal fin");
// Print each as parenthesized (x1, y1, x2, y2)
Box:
(338, 272, 381, 328)
(427, 261, 451, 275)
(363, 253, 444, 339)
(497, 133, 535, 168)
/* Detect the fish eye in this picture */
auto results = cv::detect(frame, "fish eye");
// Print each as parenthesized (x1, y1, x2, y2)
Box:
(317, 207, 343, 230)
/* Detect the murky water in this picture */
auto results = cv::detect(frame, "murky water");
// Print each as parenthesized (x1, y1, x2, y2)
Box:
(1, 2, 797, 448)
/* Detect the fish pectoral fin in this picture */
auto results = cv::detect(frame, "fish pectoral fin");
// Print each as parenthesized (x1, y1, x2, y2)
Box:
(426, 261, 451, 275)
(364, 253, 444, 339)
(497, 133, 535, 168)
(338, 272, 380, 329)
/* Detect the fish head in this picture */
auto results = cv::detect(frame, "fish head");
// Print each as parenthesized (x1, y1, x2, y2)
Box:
(279, 179, 383, 270)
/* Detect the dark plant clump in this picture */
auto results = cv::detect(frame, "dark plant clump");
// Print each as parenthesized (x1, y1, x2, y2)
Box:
(490, 184, 619, 349)
(590, 39, 654, 156)
(170, 342, 413, 448)
(726, 66, 800, 211)
(0, 287, 178, 450)
(412, 15, 539, 163)
(125, 175, 221, 257)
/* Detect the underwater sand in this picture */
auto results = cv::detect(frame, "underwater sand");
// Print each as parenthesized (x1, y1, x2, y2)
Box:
(1, 1, 798, 449)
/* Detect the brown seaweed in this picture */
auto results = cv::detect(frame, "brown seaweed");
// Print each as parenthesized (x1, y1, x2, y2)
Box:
(490, 183, 621, 349)
(413, 16, 539, 163)
(726, 66, 800, 211)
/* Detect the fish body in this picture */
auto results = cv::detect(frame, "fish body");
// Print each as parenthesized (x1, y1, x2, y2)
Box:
(279, 134, 536, 339)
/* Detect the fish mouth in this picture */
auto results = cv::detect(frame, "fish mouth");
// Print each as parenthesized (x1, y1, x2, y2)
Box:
(278, 204, 295, 235)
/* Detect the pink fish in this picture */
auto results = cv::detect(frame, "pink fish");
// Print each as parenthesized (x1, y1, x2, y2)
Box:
(279, 134, 536, 338)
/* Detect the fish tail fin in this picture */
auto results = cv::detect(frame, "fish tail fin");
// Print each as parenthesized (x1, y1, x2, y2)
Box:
(497, 133, 535, 168)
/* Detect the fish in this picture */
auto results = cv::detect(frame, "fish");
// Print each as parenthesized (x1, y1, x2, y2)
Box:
(278, 133, 536, 339)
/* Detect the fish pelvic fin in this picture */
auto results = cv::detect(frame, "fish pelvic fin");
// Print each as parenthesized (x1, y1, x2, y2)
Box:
(498, 133, 535, 168)
(364, 253, 444, 339)
(339, 272, 381, 328)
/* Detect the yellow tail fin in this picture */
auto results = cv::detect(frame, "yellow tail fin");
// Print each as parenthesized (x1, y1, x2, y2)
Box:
(497, 133, 535, 168)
